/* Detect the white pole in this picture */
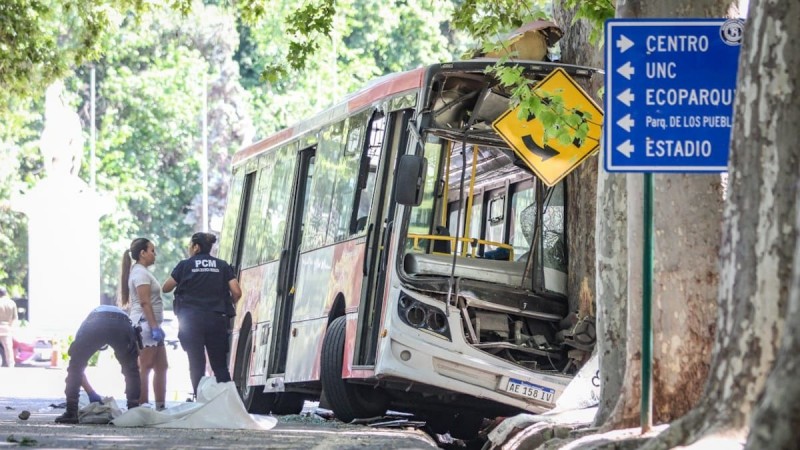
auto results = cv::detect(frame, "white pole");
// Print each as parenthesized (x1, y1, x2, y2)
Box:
(90, 66, 96, 188)
(201, 72, 209, 232)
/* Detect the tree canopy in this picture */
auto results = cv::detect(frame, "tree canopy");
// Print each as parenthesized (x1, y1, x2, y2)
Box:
(0, 0, 472, 297)
(7, 1, 799, 449)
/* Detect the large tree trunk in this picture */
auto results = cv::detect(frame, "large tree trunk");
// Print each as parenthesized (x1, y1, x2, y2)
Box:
(598, 0, 728, 431)
(592, 156, 629, 427)
(554, 1, 603, 319)
(641, 0, 799, 447)
(740, 1, 800, 449)
(746, 197, 800, 450)
(553, 2, 624, 425)
(601, 174, 646, 430)
(746, 200, 800, 450)
(651, 173, 721, 424)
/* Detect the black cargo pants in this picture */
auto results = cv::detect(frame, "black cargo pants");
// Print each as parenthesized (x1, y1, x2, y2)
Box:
(64, 311, 141, 412)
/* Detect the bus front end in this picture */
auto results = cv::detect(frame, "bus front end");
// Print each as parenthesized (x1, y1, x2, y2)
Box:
(375, 60, 600, 431)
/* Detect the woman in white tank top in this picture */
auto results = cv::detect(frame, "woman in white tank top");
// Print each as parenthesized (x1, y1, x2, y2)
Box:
(119, 237, 168, 410)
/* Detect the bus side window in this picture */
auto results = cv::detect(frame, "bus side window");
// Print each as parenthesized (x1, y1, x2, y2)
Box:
(218, 168, 246, 266)
(240, 155, 276, 268)
(350, 112, 385, 235)
(303, 124, 340, 249)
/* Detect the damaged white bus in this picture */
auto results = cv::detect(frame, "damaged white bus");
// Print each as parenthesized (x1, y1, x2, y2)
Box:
(219, 57, 601, 439)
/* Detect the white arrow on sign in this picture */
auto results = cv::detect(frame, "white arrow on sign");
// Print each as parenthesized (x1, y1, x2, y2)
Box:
(617, 88, 635, 107)
(616, 35, 634, 53)
(617, 140, 635, 158)
(617, 62, 635, 80)
(617, 114, 635, 132)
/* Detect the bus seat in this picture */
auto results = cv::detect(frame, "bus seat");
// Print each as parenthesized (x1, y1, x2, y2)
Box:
(432, 226, 452, 254)
(355, 216, 368, 233)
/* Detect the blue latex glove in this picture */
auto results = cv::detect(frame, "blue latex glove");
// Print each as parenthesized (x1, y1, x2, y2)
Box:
(151, 327, 166, 342)
(87, 391, 103, 403)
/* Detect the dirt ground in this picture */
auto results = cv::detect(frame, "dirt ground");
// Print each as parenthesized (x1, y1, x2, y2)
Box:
(0, 358, 440, 449)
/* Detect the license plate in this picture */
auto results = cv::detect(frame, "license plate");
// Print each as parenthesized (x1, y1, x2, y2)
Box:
(505, 378, 556, 404)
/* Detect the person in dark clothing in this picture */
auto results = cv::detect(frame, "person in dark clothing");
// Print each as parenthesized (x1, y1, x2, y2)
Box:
(162, 232, 242, 397)
(55, 305, 141, 424)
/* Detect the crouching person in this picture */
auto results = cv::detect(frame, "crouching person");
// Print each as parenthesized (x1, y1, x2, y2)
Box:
(55, 305, 142, 424)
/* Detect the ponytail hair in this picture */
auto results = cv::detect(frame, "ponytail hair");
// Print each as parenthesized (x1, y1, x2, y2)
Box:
(119, 238, 151, 307)
(191, 232, 217, 254)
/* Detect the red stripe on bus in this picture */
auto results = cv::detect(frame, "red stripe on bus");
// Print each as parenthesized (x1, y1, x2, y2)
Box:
(347, 68, 424, 111)
(232, 67, 424, 166)
(232, 127, 295, 165)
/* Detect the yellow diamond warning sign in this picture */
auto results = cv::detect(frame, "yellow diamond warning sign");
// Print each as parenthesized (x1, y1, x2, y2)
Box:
(492, 68, 603, 186)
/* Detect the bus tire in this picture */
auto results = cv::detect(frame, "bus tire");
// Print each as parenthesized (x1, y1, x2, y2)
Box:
(270, 392, 305, 415)
(321, 316, 387, 423)
(234, 326, 272, 414)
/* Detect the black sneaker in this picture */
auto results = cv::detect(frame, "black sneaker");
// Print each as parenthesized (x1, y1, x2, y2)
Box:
(55, 411, 79, 424)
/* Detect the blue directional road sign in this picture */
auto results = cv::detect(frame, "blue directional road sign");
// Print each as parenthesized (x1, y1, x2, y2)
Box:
(604, 19, 744, 172)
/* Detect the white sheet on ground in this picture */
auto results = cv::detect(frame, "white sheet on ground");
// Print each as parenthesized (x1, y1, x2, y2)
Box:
(112, 376, 277, 430)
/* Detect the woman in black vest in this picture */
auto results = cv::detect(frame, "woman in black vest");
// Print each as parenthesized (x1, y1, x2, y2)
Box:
(162, 232, 242, 397)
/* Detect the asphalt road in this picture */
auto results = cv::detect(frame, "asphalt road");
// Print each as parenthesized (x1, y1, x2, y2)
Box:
(0, 348, 441, 449)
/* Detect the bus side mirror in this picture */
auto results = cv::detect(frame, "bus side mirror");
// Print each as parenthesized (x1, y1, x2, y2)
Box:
(395, 155, 427, 206)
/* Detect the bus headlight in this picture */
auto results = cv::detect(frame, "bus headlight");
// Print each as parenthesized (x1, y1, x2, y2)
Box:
(397, 293, 451, 340)
(426, 310, 448, 334)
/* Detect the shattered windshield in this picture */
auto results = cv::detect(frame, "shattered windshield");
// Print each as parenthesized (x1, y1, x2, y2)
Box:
(402, 136, 566, 295)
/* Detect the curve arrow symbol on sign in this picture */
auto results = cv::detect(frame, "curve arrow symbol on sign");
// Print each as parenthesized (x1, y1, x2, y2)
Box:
(616, 140, 635, 158)
(617, 62, 635, 80)
(522, 135, 560, 161)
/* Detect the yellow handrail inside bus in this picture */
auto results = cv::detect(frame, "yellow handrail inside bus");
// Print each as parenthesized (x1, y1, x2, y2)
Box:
(441, 141, 451, 226)
(407, 233, 514, 260)
(462, 146, 479, 256)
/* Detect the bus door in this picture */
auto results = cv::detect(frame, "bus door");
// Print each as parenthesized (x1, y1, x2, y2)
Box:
(217, 166, 256, 367)
(355, 109, 412, 366)
(270, 147, 316, 375)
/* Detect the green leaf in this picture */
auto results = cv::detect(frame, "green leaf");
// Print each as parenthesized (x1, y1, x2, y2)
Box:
(557, 130, 573, 146)
(539, 110, 557, 129)
(565, 112, 583, 128)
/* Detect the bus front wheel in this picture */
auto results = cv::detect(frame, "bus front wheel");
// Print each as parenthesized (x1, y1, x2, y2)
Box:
(270, 392, 306, 415)
(321, 316, 388, 423)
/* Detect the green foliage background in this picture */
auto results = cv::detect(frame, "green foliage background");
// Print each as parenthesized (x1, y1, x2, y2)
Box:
(0, 0, 468, 301)
(0, 0, 612, 303)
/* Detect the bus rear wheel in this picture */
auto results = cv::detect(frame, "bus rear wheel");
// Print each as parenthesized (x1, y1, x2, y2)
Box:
(234, 327, 272, 414)
(321, 316, 388, 423)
